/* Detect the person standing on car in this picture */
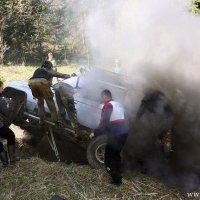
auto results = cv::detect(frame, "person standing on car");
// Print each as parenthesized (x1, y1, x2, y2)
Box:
(28, 61, 70, 127)
(0, 81, 20, 167)
(54, 82, 79, 133)
(53, 68, 85, 134)
(89, 89, 128, 185)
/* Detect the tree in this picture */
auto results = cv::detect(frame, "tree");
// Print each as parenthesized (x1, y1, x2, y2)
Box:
(0, 0, 48, 65)
(44, 0, 89, 63)
(192, 0, 200, 13)
(0, 0, 97, 65)
(0, 18, 9, 66)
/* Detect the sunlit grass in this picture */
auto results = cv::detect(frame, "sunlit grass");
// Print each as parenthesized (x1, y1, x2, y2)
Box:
(0, 65, 79, 84)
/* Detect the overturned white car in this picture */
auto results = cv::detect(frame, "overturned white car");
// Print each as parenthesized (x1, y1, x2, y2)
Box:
(3, 68, 127, 168)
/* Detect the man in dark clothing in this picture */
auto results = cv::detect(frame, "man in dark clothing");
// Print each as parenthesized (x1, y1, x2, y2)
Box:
(54, 83, 79, 130)
(28, 61, 70, 127)
(0, 81, 20, 167)
(53, 72, 84, 134)
(90, 89, 128, 185)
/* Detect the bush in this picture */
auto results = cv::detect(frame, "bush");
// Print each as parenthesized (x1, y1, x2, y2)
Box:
(0, 75, 6, 82)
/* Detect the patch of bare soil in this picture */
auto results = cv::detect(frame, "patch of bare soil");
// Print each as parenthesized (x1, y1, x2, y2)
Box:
(10, 124, 24, 139)
(35, 134, 87, 163)
(11, 125, 87, 164)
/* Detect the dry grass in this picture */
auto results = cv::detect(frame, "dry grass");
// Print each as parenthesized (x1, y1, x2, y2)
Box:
(0, 156, 187, 200)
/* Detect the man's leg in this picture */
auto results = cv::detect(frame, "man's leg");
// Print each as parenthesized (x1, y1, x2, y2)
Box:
(37, 98, 45, 125)
(107, 146, 122, 185)
(61, 97, 78, 129)
(57, 85, 79, 129)
(111, 148, 123, 184)
(0, 142, 5, 153)
(106, 134, 128, 185)
(104, 144, 113, 171)
(115, 134, 128, 166)
(0, 127, 9, 166)
(0, 141, 8, 167)
(40, 80, 59, 123)
(54, 89, 67, 121)
(45, 97, 58, 123)
(0, 126, 19, 163)
(105, 135, 121, 184)
(29, 79, 46, 125)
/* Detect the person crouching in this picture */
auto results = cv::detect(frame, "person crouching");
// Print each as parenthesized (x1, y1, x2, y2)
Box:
(0, 81, 20, 167)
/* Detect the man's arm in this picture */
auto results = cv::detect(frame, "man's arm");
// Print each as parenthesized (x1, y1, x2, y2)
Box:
(46, 69, 70, 79)
(93, 103, 113, 136)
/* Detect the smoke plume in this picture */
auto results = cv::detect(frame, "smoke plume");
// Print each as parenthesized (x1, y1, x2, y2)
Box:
(85, 0, 200, 192)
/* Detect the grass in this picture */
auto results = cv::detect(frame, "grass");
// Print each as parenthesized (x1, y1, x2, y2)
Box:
(0, 65, 196, 200)
(0, 157, 186, 200)
(0, 65, 79, 84)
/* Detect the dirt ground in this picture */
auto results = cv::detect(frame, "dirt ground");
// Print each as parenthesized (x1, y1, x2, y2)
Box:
(10, 125, 24, 139)
(10, 124, 87, 164)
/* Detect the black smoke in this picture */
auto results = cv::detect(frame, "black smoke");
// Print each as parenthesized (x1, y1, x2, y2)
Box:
(123, 75, 200, 192)
(84, 0, 200, 192)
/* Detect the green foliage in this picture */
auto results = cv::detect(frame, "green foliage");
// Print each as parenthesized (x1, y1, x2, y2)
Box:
(192, 0, 200, 13)
(0, 0, 89, 65)
(0, 0, 48, 65)
(0, 75, 6, 82)
(1, 0, 199, 66)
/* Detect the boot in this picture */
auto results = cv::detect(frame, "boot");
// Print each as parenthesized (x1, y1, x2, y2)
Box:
(0, 151, 8, 167)
(110, 171, 122, 186)
(74, 125, 84, 137)
(51, 195, 65, 200)
(39, 119, 45, 127)
(58, 113, 68, 127)
(74, 126, 81, 135)
(7, 145, 20, 163)
(55, 120, 65, 128)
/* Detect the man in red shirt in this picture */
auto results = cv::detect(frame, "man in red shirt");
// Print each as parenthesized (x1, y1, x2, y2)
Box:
(90, 89, 128, 185)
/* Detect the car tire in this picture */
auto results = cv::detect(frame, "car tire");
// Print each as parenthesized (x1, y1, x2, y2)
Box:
(86, 135, 107, 169)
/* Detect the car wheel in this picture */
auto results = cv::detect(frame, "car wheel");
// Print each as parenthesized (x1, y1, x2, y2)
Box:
(86, 135, 107, 169)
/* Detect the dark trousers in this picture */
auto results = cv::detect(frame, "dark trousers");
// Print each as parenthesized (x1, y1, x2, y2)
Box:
(0, 125, 15, 152)
(104, 133, 128, 182)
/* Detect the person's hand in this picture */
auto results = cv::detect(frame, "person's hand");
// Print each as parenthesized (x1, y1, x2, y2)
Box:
(89, 132, 95, 139)
(64, 74, 70, 79)
(71, 73, 77, 77)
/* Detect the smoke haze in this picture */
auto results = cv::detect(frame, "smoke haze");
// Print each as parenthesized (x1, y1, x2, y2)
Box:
(85, 0, 200, 192)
